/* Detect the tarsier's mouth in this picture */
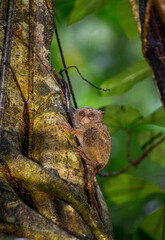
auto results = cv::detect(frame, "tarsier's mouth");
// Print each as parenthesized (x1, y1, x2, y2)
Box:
(81, 116, 90, 124)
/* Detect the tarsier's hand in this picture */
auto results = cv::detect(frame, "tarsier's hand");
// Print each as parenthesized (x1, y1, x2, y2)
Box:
(59, 122, 75, 135)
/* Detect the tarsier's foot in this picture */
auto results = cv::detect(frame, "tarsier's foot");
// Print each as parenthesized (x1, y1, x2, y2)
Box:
(73, 146, 82, 153)
(90, 169, 98, 182)
(73, 147, 90, 162)
(90, 164, 102, 182)
(73, 147, 98, 182)
(73, 147, 79, 155)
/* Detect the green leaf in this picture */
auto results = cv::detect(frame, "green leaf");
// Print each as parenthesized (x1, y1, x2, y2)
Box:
(100, 60, 151, 96)
(140, 207, 164, 240)
(143, 107, 165, 127)
(103, 105, 142, 133)
(101, 173, 164, 233)
(54, 0, 76, 23)
(110, 200, 148, 233)
(103, 174, 164, 205)
(68, 0, 111, 25)
(117, 0, 139, 39)
(133, 228, 155, 240)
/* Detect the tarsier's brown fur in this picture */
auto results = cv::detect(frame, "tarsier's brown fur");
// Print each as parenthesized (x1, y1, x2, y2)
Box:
(61, 107, 111, 180)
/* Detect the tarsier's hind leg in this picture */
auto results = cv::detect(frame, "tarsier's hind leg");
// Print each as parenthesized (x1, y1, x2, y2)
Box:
(74, 146, 101, 182)
(73, 147, 95, 166)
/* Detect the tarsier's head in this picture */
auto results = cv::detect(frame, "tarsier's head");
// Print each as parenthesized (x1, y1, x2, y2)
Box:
(74, 107, 104, 128)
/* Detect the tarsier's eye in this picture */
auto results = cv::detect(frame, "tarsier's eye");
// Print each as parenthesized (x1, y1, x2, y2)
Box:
(88, 112, 95, 118)
(79, 111, 85, 117)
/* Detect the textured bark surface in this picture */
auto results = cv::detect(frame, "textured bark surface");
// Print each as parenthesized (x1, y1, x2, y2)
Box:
(139, 0, 165, 106)
(0, 0, 113, 239)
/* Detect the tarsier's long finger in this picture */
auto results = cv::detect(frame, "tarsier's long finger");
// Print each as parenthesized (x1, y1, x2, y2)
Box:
(55, 122, 68, 134)
(58, 122, 68, 129)
(59, 121, 68, 127)
(58, 122, 74, 134)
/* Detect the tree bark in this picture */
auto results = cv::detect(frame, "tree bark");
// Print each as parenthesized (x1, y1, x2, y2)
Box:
(0, 0, 113, 239)
(139, 0, 165, 106)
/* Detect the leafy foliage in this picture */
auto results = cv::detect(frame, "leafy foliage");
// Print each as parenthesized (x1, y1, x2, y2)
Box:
(101, 60, 151, 96)
(68, 0, 111, 25)
(52, 0, 165, 239)
(140, 207, 164, 240)
(103, 105, 142, 132)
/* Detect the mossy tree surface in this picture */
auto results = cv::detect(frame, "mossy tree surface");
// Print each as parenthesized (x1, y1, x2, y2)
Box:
(0, 0, 113, 239)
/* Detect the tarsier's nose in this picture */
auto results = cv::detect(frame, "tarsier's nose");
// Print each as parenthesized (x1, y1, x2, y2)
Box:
(81, 116, 90, 124)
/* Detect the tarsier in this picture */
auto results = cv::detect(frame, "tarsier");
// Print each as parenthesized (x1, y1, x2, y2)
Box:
(61, 107, 111, 181)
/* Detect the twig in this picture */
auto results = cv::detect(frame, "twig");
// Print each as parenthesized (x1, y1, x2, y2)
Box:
(53, 19, 78, 109)
(45, 0, 78, 109)
(83, 162, 106, 226)
(92, 180, 107, 227)
(60, 65, 110, 92)
(142, 132, 163, 150)
(58, 76, 73, 124)
(58, 72, 72, 110)
(99, 136, 165, 177)
(0, 0, 16, 147)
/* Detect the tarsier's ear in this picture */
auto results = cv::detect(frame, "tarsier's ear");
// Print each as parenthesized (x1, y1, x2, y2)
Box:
(99, 110, 104, 121)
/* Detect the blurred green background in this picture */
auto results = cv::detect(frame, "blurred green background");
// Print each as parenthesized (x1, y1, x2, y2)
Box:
(51, 0, 165, 239)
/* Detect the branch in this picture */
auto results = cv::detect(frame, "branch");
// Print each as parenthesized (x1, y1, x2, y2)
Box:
(44, 0, 78, 109)
(141, 132, 163, 150)
(60, 66, 110, 92)
(99, 136, 165, 177)
(3, 148, 113, 240)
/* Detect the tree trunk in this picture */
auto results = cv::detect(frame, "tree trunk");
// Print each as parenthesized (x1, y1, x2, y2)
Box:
(0, 0, 113, 239)
(139, 0, 165, 106)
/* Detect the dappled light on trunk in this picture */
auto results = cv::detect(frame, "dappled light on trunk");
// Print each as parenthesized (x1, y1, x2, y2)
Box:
(0, 0, 113, 239)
